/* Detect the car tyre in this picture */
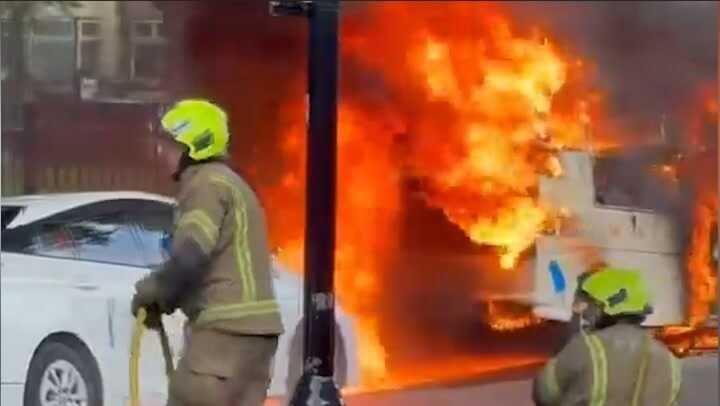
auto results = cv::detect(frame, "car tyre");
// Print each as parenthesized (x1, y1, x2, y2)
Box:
(24, 340, 103, 406)
(286, 319, 348, 395)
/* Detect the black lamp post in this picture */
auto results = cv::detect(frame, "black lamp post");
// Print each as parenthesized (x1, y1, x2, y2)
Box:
(269, 1, 344, 405)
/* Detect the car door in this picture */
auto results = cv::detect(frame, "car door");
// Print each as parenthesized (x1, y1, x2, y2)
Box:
(1, 214, 110, 405)
(59, 200, 171, 406)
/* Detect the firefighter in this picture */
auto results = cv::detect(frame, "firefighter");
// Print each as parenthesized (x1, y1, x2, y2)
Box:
(131, 99, 284, 406)
(533, 267, 683, 406)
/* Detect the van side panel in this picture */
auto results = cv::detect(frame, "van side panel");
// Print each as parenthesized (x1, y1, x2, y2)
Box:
(533, 151, 687, 326)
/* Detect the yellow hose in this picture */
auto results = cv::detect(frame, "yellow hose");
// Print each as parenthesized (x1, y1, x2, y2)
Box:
(130, 307, 175, 406)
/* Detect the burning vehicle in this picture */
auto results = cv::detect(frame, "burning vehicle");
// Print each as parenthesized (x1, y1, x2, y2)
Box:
(238, 2, 716, 386)
(502, 147, 715, 328)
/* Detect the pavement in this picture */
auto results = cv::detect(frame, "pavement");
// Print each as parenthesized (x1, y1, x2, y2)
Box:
(679, 355, 719, 406)
(268, 354, 718, 406)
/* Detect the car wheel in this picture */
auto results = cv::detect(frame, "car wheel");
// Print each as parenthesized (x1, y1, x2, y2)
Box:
(24, 340, 103, 406)
(286, 319, 348, 395)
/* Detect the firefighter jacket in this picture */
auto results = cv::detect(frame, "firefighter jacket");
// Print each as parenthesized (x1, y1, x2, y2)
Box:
(147, 160, 284, 336)
(533, 323, 682, 406)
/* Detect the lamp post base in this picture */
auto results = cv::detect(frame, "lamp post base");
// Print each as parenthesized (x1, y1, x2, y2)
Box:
(288, 372, 345, 406)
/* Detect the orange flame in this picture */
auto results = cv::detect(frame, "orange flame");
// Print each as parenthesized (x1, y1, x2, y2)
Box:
(407, 30, 577, 269)
(686, 89, 718, 327)
(344, 3, 598, 271)
(267, 104, 403, 384)
(659, 86, 718, 354)
(687, 193, 718, 327)
(265, 3, 605, 386)
(486, 301, 543, 332)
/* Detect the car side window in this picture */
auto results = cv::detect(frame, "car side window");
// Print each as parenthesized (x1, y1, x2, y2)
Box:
(68, 214, 145, 267)
(132, 205, 174, 268)
(3, 222, 77, 259)
(31, 223, 78, 259)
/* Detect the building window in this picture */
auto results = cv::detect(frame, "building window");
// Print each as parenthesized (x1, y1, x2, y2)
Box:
(32, 18, 74, 36)
(76, 19, 102, 77)
(131, 20, 166, 81)
(26, 17, 75, 92)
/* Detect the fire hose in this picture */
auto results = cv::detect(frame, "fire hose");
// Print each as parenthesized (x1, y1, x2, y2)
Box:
(130, 307, 175, 406)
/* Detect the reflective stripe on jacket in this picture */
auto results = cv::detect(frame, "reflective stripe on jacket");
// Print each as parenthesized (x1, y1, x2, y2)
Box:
(173, 161, 283, 335)
(534, 324, 681, 406)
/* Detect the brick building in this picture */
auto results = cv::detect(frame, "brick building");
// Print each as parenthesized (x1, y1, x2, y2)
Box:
(1, 1, 173, 196)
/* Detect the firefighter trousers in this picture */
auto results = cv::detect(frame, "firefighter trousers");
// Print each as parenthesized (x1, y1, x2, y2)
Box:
(167, 328, 279, 406)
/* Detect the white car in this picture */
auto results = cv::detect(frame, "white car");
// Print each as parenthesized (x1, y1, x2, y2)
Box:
(1, 192, 359, 406)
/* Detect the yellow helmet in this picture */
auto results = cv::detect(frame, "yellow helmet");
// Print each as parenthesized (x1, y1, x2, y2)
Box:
(580, 267, 653, 317)
(160, 99, 229, 161)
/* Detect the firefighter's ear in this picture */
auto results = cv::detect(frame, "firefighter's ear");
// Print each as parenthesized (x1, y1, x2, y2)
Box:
(572, 299, 589, 315)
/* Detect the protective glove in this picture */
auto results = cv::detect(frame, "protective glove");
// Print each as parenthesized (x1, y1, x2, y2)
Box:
(137, 305, 164, 330)
(131, 275, 166, 329)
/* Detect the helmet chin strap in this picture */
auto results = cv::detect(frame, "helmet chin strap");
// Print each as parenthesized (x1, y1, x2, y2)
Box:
(580, 301, 605, 331)
(172, 150, 228, 182)
(172, 152, 193, 182)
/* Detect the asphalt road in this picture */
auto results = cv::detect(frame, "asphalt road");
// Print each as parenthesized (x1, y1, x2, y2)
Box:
(269, 354, 718, 406)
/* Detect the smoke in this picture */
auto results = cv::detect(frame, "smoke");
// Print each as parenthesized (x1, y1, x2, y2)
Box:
(505, 1, 717, 140)
(503, 1, 717, 250)
(507, 1, 720, 328)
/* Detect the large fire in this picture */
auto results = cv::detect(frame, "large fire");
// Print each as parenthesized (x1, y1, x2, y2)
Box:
(195, 1, 715, 389)
(687, 195, 717, 327)
(260, 3, 604, 386)
(683, 88, 718, 328)
(658, 86, 718, 354)
(343, 4, 596, 271)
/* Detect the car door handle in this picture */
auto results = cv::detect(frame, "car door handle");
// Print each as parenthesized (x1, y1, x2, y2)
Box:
(73, 283, 99, 291)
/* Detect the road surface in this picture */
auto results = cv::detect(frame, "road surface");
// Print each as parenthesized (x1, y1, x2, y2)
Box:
(270, 354, 718, 406)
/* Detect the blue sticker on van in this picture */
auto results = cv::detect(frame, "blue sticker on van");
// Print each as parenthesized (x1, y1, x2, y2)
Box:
(549, 260, 566, 294)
